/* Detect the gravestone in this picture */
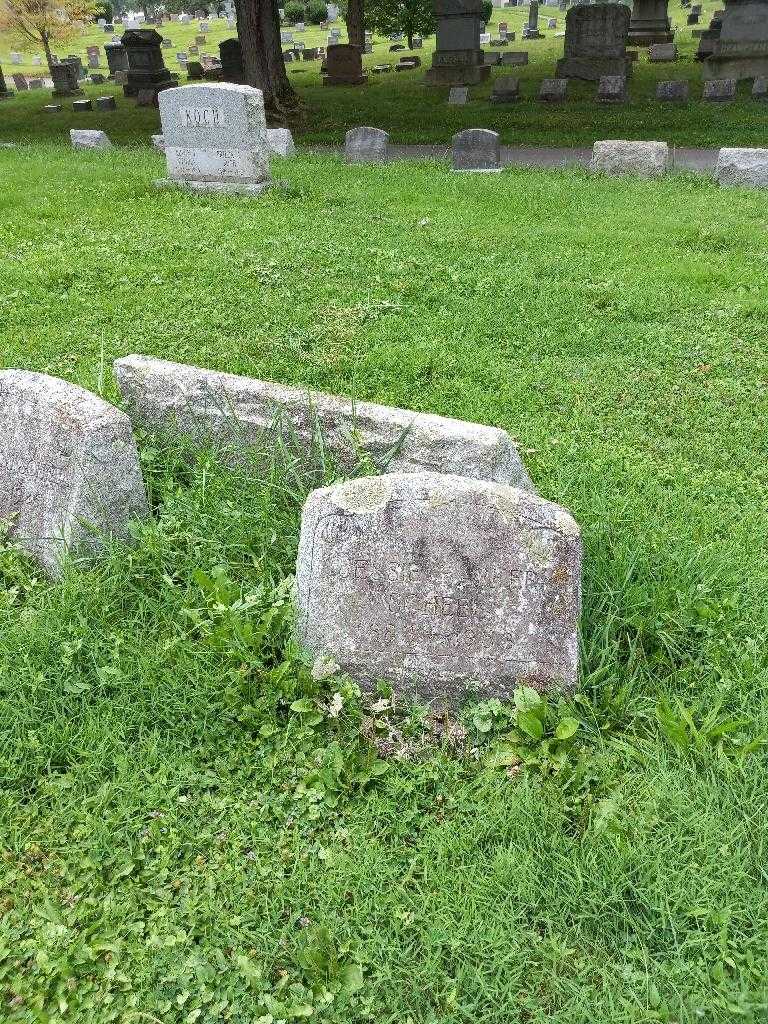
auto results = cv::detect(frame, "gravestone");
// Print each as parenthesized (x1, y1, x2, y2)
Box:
(502, 50, 529, 64)
(10, 52, 22, 64)
(267, 127, 295, 156)
(548, 17, 557, 27)
(219, 38, 244, 82)
(51, 61, 83, 97)
(70, 128, 111, 148)
(295, 473, 581, 707)
(597, 73, 627, 101)
(0, 371, 147, 574)
(187, 61, 205, 79)
(152, 132, 165, 149)
(704, 0, 768, 80)
(121, 28, 177, 100)
(590, 139, 669, 176)
(539, 76, 568, 99)
(448, 84, 469, 102)
(155, 83, 272, 196)
(0, 65, 11, 99)
(715, 146, 768, 186)
(452, 128, 501, 171)
(556, 3, 632, 80)
(426, 0, 491, 85)
(703, 76, 736, 98)
(687, 11, 700, 22)
(491, 74, 521, 100)
(12, 73, 28, 92)
(44, 103, 63, 112)
(105, 42, 129, 77)
(72, 98, 93, 111)
(90, 73, 106, 84)
(28, 78, 43, 89)
(627, 0, 673, 45)
(95, 94, 117, 110)
(523, 0, 544, 36)
(323, 44, 367, 85)
(752, 74, 768, 97)
(113, 355, 534, 489)
(345, 126, 390, 163)
(656, 78, 689, 99)
(649, 41, 677, 59)
(695, 12, 724, 60)
(483, 50, 501, 63)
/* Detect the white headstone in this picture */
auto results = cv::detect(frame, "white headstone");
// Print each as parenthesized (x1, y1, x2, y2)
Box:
(155, 83, 271, 196)
(113, 355, 534, 489)
(715, 147, 768, 187)
(266, 127, 295, 156)
(295, 473, 581, 706)
(590, 139, 669, 177)
(70, 129, 112, 150)
(0, 371, 148, 573)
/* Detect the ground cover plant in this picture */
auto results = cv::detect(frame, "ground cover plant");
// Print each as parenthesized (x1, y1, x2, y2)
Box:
(3, 0, 768, 147)
(1, 145, 768, 1022)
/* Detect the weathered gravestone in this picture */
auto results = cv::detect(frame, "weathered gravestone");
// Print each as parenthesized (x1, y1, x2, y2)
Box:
(12, 73, 28, 92)
(656, 78, 689, 99)
(627, 0, 673, 45)
(703, 76, 736, 99)
(523, 0, 544, 37)
(70, 128, 111, 148)
(323, 43, 367, 84)
(295, 473, 581, 706)
(704, 0, 768, 80)
(121, 28, 177, 100)
(539, 76, 568, 99)
(95, 94, 117, 110)
(51, 61, 83, 97)
(219, 37, 244, 82)
(155, 83, 272, 196)
(648, 41, 677, 60)
(113, 355, 534, 489)
(502, 50, 529, 64)
(491, 74, 521, 101)
(448, 84, 469, 102)
(590, 139, 669, 176)
(715, 146, 768, 186)
(597, 73, 627, 101)
(752, 74, 768, 97)
(345, 126, 390, 163)
(105, 42, 129, 77)
(0, 371, 147, 574)
(426, 0, 490, 85)
(556, 3, 632, 80)
(73, 98, 93, 111)
(267, 127, 295, 156)
(452, 128, 501, 170)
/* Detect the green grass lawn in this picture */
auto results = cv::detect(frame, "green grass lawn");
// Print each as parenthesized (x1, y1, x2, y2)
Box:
(4, 1, 768, 147)
(2, 145, 768, 1022)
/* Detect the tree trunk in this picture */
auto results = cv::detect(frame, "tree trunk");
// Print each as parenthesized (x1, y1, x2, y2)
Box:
(40, 32, 54, 75)
(345, 0, 365, 48)
(235, 0, 299, 120)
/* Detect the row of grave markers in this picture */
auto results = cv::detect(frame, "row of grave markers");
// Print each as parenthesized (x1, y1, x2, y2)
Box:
(0, 357, 579, 708)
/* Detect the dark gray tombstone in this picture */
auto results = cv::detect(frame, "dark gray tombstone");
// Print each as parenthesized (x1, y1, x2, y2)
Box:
(96, 94, 117, 109)
(628, 0, 673, 45)
(219, 38, 244, 82)
(121, 28, 177, 99)
(491, 74, 520, 101)
(556, 3, 632, 80)
(51, 61, 83, 97)
(656, 79, 689, 100)
(704, 0, 768, 81)
(345, 126, 390, 163)
(703, 77, 736, 100)
(452, 128, 501, 171)
(426, 0, 490, 85)
(597, 73, 627, 101)
(72, 98, 93, 111)
(539, 76, 568, 99)
(104, 42, 129, 78)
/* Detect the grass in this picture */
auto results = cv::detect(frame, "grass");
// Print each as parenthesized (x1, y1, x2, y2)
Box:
(1, 144, 768, 1022)
(4, 0, 768, 147)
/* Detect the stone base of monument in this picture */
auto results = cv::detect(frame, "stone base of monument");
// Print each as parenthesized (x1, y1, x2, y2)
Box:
(154, 177, 274, 196)
(703, 55, 768, 80)
(425, 64, 491, 85)
(627, 28, 673, 45)
(556, 56, 633, 80)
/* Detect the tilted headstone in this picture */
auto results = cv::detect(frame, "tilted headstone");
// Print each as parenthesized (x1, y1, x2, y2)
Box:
(556, 3, 632, 80)
(590, 139, 669, 176)
(12, 73, 29, 91)
(0, 371, 147, 574)
(597, 74, 627, 101)
(715, 147, 768, 187)
(113, 355, 534, 489)
(155, 83, 272, 196)
(703, 77, 736, 100)
(491, 74, 521, 101)
(452, 128, 501, 171)
(345, 126, 390, 163)
(295, 473, 580, 706)
(539, 77, 568, 100)
(656, 79, 688, 100)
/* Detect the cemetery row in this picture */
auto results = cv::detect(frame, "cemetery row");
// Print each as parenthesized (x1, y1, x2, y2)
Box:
(1, 0, 763, 106)
(0, 357, 578, 710)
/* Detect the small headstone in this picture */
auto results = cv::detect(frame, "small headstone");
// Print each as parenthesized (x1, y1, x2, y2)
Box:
(187, 61, 205, 79)
(480, 31, 491, 42)
(548, 17, 557, 27)
(12, 73, 28, 91)
(648, 42, 677, 61)
(539, 77, 568, 100)
(703, 78, 736, 101)
(10, 52, 22, 65)
(0, 370, 148, 574)
(155, 82, 272, 196)
(656, 79, 688, 101)
(323, 44, 367, 85)
(71, 128, 111, 149)
(483, 51, 501, 64)
(345, 125, 390, 163)
(113, 355, 533, 489)
(28, 78, 43, 89)
(590, 139, 669, 176)
(72, 98, 93, 111)
(491, 74, 520, 101)
(44, 103, 63, 112)
(502, 51, 529, 65)
(95, 94, 117, 110)
(597, 74, 627, 102)
(687, 11, 699, 23)
(752, 76, 768, 99)
(448, 85, 469, 104)
(266, 126, 295, 156)
(452, 128, 501, 172)
(295, 473, 581, 707)
(715, 147, 768, 188)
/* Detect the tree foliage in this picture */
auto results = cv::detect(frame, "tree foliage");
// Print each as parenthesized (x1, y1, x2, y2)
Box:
(365, 0, 434, 46)
(0, 0, 99, 69)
